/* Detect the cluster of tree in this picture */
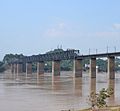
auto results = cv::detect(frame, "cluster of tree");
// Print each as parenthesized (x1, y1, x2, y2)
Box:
(45, 49, 73, 72)
(0, 54, 24, 73)
(88, 87, 113, 110)
(3, 54, 24, 64)
(0, 61, 5, 72)
(32, 49, 73, 72)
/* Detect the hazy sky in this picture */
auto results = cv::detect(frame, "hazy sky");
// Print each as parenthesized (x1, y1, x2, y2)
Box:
(0, 0, 120, 60)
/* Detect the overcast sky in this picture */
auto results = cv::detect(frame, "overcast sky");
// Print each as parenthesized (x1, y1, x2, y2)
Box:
(0, 0, 120, 60)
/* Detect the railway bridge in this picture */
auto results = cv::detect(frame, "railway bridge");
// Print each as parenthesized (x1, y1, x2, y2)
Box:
(10, 49, 120, 79)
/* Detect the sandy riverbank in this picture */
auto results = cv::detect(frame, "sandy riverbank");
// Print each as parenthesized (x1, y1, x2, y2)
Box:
(62, 105, 120, 111)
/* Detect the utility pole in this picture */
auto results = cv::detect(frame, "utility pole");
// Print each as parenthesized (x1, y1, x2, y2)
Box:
(107, 46, 108, 53)
(89, 48, 90, 55)
(114, 46, 116, 52)
(96, 49, 98, 54)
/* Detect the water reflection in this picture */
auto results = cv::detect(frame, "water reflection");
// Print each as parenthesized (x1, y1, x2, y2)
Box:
(36, 75, 45, 85)
(108, 79, 115, 104)
(73, 77, 82, 96)
(52, 76, 61, 90)
(90, 78, 96, 93)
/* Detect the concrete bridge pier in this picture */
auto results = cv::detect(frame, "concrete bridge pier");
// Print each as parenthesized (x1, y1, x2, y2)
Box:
(108, 56, 115, 79)
(26, 62, 32, 76)
(73, 59, 82, 77)
(11, 64, 14, 73)
(37, 62, 44, 75)
(17, 63, 23, 74)
(52, 60, 60, 76)
(22, 63, 26, 72)
(14, 63, 17, 74)
(90, 58, 96, 78)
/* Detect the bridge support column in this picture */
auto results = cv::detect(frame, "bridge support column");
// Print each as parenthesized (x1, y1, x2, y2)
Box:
(11, 64, 14, 73)
(37, 62, 44, 75)
(22, 63, 26, 72)
(108, 56, 115, 79)
(26, 62, 32, 74)
(17, 63, 23, 74)
(73, 59, 82, 77)
(52, 60, 60, 76)
(14, 63, 17, 74)
(90, 58, 96, 78)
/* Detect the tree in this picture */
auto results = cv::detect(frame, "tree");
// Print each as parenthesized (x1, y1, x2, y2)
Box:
(0, 61, 5, 72)
(87, 87, 114, 110)
(3, 54, 24, 64)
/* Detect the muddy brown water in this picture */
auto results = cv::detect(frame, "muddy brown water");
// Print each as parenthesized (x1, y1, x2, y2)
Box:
(0, 71, 120, 111)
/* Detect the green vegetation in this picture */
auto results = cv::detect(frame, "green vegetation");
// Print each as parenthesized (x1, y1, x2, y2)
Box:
(45, 49, 73, 72)
(3, 53, 24, 64)
(96, 59, 107, 72)
(0, 54, 24, 73)
(46, 48, 64, 54)
(0, 61, 5, 72)
(61, 88, 114, 111)
(88, 87, 114, 110)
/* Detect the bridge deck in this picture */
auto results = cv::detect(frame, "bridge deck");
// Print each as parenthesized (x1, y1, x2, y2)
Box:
(10, 51, 120, 64)
(77, 52, 120, 59)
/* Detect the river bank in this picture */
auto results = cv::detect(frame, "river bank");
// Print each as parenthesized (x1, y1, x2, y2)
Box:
(62, 105, 120, 111)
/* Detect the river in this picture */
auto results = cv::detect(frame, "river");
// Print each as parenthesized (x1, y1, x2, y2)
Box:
(0, 71, 120, 111)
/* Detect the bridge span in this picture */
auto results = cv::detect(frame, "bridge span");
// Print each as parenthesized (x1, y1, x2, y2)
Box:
(10, 49, 120, 79)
